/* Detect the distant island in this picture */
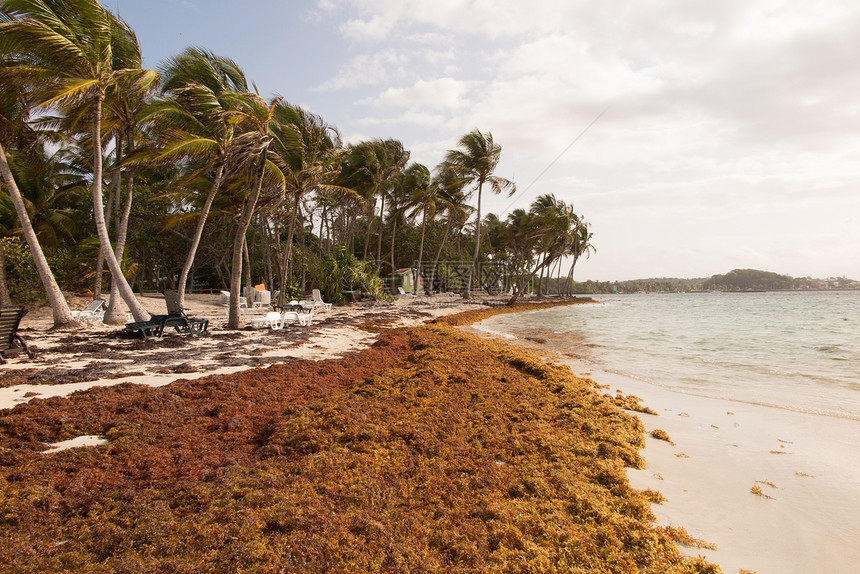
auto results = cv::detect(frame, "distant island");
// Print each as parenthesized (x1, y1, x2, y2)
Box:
(569, 269, 860, 294)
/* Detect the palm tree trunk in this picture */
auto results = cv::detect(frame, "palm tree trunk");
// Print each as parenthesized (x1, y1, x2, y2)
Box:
(564, 255, 579, 295)
(243, 237, 252, 295)
(375, 193, 385, 268)
(94, 146, 120, 301)
(466, 181, 484, 298)
(177, 163, 224, 307)
(104, 137, 137, 324)
(228, 146, 268, 329)
(0, 240, 12, 307)
(91, 93, 149, 322)
(390, 217, 397, 280)
(414, 206, 427, 295)
(0, 142, 74, 326)
(300, 214, 308, 293)
(277, 190, 301, 306)
(362, 199, 374, 260)
(430, 216, 454, 294)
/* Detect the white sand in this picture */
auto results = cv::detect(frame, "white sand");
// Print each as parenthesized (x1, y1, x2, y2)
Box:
(41, 435, 110, 454)
(2, 292, 482, 412)
(573, 363, 860, 574)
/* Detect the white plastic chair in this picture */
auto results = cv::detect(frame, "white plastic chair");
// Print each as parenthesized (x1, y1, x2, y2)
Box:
(253, 289, 271, 308)
(311, 289, 332, 311)
(71, 300, 105, 323)
(250, 311, 284, 330)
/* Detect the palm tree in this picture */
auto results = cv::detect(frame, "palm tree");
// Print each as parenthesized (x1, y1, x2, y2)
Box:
(225, 92, 282, 329)
(339, 139, 409, 264)
(427, 165, 470, 294)
(528, 193, 570, 295)
(0, 143, 75, 321)
(386, 162, 427, 279)
(1, 0, 156, 321)
(563, 217, 595, 295)
(268, 101, 347, 306)
(99, 16, 157, 322)
(0, 6, 73, 323)
(442, 128, 514, 298)
(404, 163, 433, 294)
(147, 47, 249, 307)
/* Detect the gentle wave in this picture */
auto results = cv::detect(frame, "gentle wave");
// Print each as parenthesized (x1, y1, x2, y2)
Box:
(481, 292, 860, 421)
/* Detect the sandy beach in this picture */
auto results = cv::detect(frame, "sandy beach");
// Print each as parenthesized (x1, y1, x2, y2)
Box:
(1, 292, 483, 412)
(0, 296, 722, 573)
(479, 328, 860, 574)
(3, 295, 857, 572)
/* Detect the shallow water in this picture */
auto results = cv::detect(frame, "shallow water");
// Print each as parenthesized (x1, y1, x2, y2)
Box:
(478, 291, 860, 420)
(477, 292, 860, 573)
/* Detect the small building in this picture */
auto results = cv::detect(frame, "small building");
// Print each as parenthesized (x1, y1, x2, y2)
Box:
(392, 268, 423, 293)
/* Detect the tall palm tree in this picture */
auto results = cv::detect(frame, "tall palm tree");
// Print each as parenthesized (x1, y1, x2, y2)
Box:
(386, 162, 427, 277)
(268, 101, 347, 306)
(339, 139, 409, 263)
(1, 0, 156, 321)
(563, 217, 595, 295)
(442, 128, 514, 298)
(0, 6, 73, 322)
(225, 92, 282, 329)
(404, 163, 433, 294)
(428, 165, 470, 293)
(99, 15, 157, 322)
(147, 47, 249, 307)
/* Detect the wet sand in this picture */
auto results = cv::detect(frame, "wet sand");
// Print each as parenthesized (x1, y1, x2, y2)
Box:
(568, 362, 860, 574)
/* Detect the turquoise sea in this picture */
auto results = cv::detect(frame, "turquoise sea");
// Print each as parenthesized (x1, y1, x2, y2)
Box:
(477, 291, 860, 421)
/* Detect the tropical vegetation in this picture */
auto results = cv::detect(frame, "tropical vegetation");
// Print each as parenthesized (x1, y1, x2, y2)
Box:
(0, 0, 594, 328)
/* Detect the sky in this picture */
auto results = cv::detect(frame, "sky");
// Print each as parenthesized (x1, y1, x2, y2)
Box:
(112, 0, 860, 281)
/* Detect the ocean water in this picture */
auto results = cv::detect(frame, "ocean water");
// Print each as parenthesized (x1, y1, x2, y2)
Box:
(478, 291, 860, 420)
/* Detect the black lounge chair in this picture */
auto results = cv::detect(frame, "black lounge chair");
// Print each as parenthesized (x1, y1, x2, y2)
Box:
(0, 305, 35, 363)
(125, 290, 209, 338)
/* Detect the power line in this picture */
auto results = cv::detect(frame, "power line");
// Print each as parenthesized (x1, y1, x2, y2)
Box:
(500, 106, 609, 216)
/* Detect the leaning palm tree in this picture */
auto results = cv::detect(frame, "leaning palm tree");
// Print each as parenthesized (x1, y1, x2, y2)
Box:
(563, 217, 595, 295)
(427, 165, 470, 293)
(0, 144, 75, 321)
(0, 12, 74, 323)
(441, 129, 514, 298)
(225, 92, 283, 329)
(147, 47, 250, 307)
(404, 163, 434, 294)
(1, 0, 156, 321)
(339, 139, 409, 264)
(268, 101, 348, 306)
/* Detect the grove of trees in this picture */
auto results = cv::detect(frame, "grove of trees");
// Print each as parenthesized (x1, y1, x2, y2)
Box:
(0, 0, 594, 329)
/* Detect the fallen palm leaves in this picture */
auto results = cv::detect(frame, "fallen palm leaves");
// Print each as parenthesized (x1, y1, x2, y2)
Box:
(0, 313, 719, 573)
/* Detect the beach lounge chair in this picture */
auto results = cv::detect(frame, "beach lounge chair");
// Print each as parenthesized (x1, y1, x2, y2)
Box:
(253, 289, 271, 309)
(125, 290, 209, 338)
(283, 309, 313, 326)
(311, 289, 332, 311)
(71, 299, 105, 323)
(250, 311, 285, 330)
(0, 305, 35, 363)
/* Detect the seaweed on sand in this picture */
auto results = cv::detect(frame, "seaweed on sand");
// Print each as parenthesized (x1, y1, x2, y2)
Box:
(0, 318, 719, 572)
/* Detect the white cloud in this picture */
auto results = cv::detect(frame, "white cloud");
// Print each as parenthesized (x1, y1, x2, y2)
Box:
(312, 0, 860, 279)
(374, 78, 470, 110)
(317, 50, 409, 91)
